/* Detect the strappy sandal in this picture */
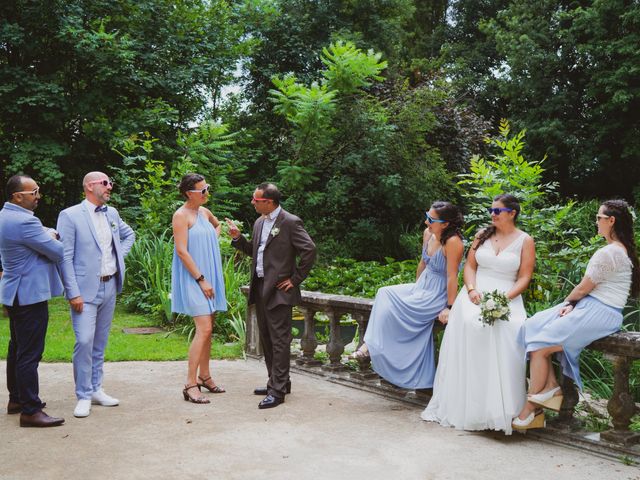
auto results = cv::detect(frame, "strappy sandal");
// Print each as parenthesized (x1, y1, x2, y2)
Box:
(350, 346, 370, 361)
(182, 384, 210, 404)
(198, 375, 226, 394)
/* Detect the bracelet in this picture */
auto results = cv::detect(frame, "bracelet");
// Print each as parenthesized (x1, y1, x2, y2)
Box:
(195, 274, 205, 283)
(446, 304, 453, 310)
(466, 284, 475, 293)
(564, 300, 577, 308)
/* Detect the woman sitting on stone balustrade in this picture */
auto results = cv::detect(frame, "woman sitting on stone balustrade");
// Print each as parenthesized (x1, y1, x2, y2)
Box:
(351, 201, 464, 389)
(513, 199, 639, 430)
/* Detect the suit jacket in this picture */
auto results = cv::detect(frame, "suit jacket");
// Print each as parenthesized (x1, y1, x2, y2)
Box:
(0, 202, 64, 306)
(233, 208, 316, 310)
(57, 202, 135, 302)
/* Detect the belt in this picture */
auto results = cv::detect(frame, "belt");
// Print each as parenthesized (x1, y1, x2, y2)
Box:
(100, 274, 115, 282)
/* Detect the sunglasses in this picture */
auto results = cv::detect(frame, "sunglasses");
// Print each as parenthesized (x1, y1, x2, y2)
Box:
(487, 207, 513, 215)
(595, 214, 611, 221)
(188, 185, 210, 195)
(13, 187, 40, 196)
(425, 212, 446, 224)
(252, 195, 271, 203)
(88, 179, 114, 187)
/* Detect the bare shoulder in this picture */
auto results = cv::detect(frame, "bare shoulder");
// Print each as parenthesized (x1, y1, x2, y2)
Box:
(518, 230, 534, 245)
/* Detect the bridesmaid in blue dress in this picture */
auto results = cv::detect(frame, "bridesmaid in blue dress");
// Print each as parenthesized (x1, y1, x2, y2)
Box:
(513, 199, 639, 429)
(172, 173, 227, 404)
(353, 201, 464, 389)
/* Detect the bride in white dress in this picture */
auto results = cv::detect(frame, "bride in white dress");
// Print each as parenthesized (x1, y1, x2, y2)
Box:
(421, 194, 535, 435)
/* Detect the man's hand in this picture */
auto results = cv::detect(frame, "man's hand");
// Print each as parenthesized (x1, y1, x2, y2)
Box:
(224, 218, 240, 239)
(559, 305, 574, 317)
(69, 296, 84, 313)
(44, 227, 60, 240)
(276, 278, 294, 292)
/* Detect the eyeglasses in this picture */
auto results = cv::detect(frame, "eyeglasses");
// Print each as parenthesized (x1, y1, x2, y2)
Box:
(88, 179, 114, 187)
(425, 212, 446, 224)
(595, 214, 611, 221)
(252, 195, 271, 203)
(12, 187, 40, 196)
(487, 207, 513, 215)
(188, 185, 210, 195)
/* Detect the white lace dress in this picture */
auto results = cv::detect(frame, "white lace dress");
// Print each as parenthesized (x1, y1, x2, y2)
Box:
(421, 232, 529, 435)
(522, 243, 630, 390)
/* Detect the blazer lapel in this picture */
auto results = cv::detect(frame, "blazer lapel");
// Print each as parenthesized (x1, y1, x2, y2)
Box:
(252, 216, 264, 258)
(81, 203, 101, 249)
(264, 209, 285, 250)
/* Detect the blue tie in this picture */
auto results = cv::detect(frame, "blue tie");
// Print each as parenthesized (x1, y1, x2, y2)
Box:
(95, 205, 107, 213)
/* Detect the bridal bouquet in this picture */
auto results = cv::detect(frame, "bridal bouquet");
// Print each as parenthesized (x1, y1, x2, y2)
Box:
(479, 290, 510, 326)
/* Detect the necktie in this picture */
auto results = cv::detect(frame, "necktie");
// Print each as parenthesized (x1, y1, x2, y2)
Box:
(95, 205, 107, 213)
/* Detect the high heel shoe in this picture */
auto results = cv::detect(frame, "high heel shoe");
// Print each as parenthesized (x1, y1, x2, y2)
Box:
(197, 375, 226, 393)
(528, 386, 563, 411)
(183, 384, 210, 404)
(512, 410, 545, 430)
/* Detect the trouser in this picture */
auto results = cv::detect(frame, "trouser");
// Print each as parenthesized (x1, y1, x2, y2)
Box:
(5, 298, 49, 415)
(71, 277, 117, 400)
(254, 278, 292, 399)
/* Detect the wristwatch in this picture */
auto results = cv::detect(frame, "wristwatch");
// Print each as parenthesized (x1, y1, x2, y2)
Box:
(196, 274, 205, 283)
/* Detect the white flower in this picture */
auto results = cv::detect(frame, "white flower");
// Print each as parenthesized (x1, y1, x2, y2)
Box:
(111, 221, 117, 231)
(492, 310, 502, 318)
(270, 226, 280, 237)
(485, 299, 496, 310)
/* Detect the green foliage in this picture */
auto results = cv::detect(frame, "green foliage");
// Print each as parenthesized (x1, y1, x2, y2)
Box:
(320, 41, 388, 94)
(303, 257, 417, 298)
(0, 0, 247, 224)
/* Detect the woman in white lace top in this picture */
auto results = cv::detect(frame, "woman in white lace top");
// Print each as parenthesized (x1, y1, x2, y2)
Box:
(513, 199, 639, 430)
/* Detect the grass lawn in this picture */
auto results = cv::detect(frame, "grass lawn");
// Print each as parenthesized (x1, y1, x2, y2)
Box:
(0, 297, 243, 362)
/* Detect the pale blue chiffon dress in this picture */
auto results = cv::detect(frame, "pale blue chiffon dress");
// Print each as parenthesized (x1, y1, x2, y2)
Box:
(364, 246, 448, 389)
(523, 244, 630, 390)
(171, 212, 227, 316)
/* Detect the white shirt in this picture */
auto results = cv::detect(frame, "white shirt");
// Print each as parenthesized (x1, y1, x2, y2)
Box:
(84, 199, 117, 277)
(256, 206, 281, 278)
(585, 243, 632, 308)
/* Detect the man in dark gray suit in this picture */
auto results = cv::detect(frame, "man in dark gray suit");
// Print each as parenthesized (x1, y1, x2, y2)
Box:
(226, 183, 316, 409)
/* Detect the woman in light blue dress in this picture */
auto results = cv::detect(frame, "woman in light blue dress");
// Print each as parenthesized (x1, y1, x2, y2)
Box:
(352, 201, 464, 389)
(514, 200, 639, 430)
(172, 173, 227, 404)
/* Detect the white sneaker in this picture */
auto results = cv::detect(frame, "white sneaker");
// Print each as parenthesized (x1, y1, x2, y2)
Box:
(74, 399, 92, 418)
(91, 389, 119, 406)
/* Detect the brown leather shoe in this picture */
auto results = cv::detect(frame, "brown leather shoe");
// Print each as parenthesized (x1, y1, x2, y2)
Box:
(19, 411, 64, 428)
(7, 401, 22, 415)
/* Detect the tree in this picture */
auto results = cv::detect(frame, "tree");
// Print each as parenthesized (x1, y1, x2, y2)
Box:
(0, 0, 246, 223)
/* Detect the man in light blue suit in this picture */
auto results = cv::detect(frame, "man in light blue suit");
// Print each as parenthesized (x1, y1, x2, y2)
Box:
(57, 171, 135, 418)
(0, 175, 65, 427)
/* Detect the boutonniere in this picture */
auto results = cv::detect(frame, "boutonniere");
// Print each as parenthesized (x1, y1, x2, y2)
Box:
(270, 226, 280, 237)
(110, 221, 117, 231)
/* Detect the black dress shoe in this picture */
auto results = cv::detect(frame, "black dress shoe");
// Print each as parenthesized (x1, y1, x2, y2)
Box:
(258, 394, 285, 409)
(254, 380, 291, 396)
(19, 411, 64, 428)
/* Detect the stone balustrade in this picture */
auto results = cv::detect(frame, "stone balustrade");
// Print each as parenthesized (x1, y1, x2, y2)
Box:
(241, 287, 639, 447)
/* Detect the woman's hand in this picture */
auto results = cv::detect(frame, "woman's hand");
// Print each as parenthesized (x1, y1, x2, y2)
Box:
(199, 279, 215, 299)
(468, 289, 481, 305)
(559, 305, 574, 317)
(438, 308, 450, 325)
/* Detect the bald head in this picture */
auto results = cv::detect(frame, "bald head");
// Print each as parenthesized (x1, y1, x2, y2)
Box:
(82, 171, 113, 206)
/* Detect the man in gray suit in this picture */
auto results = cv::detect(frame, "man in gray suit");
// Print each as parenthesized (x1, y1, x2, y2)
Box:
(226, 183, 316, 409)
(57, 172, 135, 418)
(0, 175, 65, 427)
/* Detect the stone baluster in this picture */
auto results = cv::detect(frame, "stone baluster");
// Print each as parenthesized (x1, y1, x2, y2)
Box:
(296, 307, 321, 366)
(553, 371, 580, 429)
(244, 303, 263, 357)
(600, 354, 640, 446)
(323, 308, 346, 371)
